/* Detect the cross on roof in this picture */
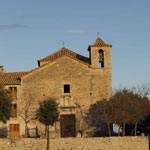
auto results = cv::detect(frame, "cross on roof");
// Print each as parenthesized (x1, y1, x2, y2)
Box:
(62, 41, 65, 48)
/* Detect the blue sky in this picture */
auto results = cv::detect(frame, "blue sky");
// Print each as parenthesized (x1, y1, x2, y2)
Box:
(0, 0, 150, 88)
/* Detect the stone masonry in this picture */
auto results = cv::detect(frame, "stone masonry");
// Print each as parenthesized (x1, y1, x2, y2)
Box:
(0, 137, 148, 150)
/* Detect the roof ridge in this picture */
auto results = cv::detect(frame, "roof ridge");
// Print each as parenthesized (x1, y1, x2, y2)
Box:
(89, 37, 112, 47)
(38, 47, 90, 63)
(2, 71, 28, 74)
(38, 47, 68, 61)
(95, 37, 105, 45)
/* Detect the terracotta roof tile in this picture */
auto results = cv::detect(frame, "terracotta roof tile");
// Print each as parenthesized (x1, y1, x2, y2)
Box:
(89, 37, 112, 47)
(38, 47, 90, 65)
(0, 72, 28, 85)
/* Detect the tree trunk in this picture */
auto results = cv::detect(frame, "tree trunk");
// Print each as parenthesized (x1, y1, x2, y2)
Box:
(47, 126, 50, 150)
(123, 122, 126, 136)
(107, 122, 111, 136)
(25, 123, 27, 137)
(134, 121, 138, 136)
(118, 123, 121, 136)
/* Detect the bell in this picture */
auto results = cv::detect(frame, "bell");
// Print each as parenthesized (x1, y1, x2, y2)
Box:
(99, 54, 103, 62)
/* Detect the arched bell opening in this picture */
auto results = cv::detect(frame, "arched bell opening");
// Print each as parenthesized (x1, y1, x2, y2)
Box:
(98, 49, 104, 68)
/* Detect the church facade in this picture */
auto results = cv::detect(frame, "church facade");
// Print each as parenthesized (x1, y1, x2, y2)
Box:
(0, 37, 112, 138)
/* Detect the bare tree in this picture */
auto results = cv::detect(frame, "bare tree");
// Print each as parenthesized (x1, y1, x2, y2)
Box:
(112, 88, 150, 136)
(18, 93, 36, 137)
(111, 89, 134, 136)
(130, 96, 150, 136)
(132, 83, 150, 98)
(78, 110, 90, 137)
(87, 99, 114, 136)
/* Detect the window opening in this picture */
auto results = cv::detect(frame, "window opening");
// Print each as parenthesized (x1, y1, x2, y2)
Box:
(9, 87, 17, 99)
(98, 50, 104, 68)
(11, 104, 17, 118)
(64, 84, 70, 93)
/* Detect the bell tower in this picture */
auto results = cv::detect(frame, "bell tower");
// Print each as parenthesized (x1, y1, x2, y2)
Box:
(88, 36, 112, 102)
(88, 37, 112, 69)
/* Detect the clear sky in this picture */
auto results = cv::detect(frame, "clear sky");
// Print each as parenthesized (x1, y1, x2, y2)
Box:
(0, 0, 150, 88)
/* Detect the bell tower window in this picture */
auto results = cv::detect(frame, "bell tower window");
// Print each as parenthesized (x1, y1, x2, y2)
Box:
(98, 49, 104, 68)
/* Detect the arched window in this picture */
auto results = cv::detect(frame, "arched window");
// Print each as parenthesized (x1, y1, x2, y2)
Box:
(98, 49, 104, 68)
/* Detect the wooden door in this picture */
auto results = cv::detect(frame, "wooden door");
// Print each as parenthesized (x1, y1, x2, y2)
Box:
(9, 124, 20, 138)
(60, 114, 76, 137)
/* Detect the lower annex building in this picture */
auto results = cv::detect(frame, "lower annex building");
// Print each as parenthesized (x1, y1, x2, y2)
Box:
(0, 37, 112, 138)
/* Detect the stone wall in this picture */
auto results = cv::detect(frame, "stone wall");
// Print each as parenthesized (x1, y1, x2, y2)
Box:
(0, 137, 148, 150)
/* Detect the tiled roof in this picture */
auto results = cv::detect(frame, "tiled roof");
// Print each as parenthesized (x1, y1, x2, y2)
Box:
(89, 37, 112, 47)
(38, 47, 90, 65)
(0, 72, 28, 85)
(22, 49, 90, 79)
(0, 48, 90, 85)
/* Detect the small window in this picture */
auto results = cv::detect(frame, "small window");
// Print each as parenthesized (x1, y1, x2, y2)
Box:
(11, 104, 17, 118)
(9, 87, 17, 99)
(64, 84, 70, 93)
(14, 104, 17, 109)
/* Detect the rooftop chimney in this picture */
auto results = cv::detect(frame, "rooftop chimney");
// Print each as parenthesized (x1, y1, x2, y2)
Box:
(0, 66, 6, 73)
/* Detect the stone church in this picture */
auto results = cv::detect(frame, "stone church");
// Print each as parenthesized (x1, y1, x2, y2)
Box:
(0, 37, 112, 138)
